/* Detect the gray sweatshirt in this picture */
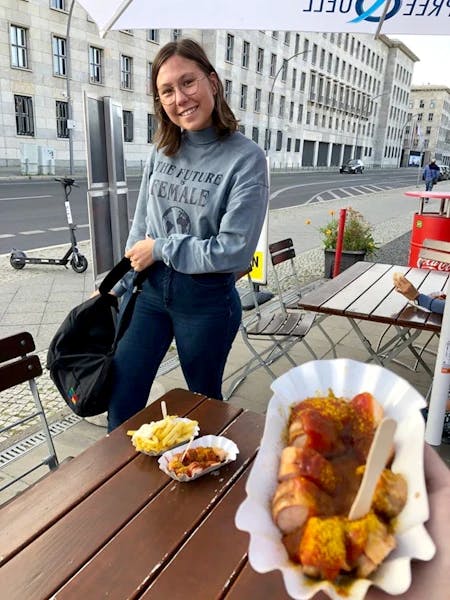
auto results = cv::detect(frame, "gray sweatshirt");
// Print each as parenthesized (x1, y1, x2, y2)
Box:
(126, 127, 268, 275)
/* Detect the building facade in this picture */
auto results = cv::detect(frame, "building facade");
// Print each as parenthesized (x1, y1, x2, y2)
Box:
(0, 0, 418, 174)
(401, 85, 450, 167)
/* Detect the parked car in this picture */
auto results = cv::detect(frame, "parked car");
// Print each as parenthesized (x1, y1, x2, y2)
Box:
(436, 164, 449, 181)
(340, 159, 364, 174)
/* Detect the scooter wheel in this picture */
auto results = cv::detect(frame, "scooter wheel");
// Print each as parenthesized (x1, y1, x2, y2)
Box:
(10, 251, 26, 270)
(71, 254, 88, 273)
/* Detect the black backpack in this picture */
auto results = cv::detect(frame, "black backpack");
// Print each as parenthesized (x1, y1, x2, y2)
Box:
(47, 257, 142, 417)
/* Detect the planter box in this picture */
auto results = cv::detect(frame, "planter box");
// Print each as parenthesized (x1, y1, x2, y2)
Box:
(324, 249, 366, 278)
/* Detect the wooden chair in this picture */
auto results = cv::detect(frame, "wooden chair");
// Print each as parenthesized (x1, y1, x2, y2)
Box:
(269, 238, 337, 357)
(224, 262, 318, 398)
(0, 332, 58, 492)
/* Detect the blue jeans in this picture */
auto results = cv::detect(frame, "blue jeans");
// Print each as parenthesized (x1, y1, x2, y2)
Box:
(107, 263, 241, 431)
(425, 180, 434, 192)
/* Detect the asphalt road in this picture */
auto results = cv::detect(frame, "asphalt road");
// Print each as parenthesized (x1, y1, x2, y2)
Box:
(0, 168, 423, 254)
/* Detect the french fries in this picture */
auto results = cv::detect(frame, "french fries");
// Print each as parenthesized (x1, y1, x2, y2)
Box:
(127, 415, 199, 454)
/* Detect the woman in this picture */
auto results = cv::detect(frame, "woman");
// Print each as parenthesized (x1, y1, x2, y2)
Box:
(107, 39, 268, 431)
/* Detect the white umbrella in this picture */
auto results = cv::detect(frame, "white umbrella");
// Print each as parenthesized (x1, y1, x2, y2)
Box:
(75, 0, 450, 38)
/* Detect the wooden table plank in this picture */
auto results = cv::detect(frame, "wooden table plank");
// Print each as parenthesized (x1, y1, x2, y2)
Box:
(225, 562, 292, 599)
(52, 410, 264, 600)
(298, 261, 373, 311)
(0, 389, 207, 567)
(321, 263, 392, 313)
(140, 473, 250, 599)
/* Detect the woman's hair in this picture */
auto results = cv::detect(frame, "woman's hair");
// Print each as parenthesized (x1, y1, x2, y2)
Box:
(151, 38, 238, 156)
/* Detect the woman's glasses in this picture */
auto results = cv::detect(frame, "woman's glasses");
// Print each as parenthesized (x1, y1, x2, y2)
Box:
(156, 75, 207, 106)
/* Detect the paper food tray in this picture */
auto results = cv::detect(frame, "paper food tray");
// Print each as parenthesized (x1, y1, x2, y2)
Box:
(235, 359, 435, 600)
(158, 435, 239, 481)
(131, 417, 200, 456)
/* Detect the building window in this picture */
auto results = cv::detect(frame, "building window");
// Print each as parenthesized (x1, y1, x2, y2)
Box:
(146, 61, 153, 94)
(252, 126, 259, 143)
(120, 54, 133, 89)
(238, 124, 245, 135)
(303, 38, 309, 57)
(268, 92, 274, 115)
(51, 0, 66, 9)
(292, 68, 297, 90)
(297, 103, 303, 123)
(224, 79, 232, 103)
(281, 59, 288, 82)
(254, 88, 261, 112)
(311, 43, 317, 65)
(270, 53, 277, 77)
(240, 84, 247, 110)
(52, 36, 67, 76)
(264, 129, 271, 151)
(276, 130, 283, 151)
(89, 46, 103, 84)
(295, 34, 300, 53)
(226, 34, 234, 62)
(147, 30, 159, 42)
(10, 25, 28, 69)
(287, 137, 292, 152)
(256, 47, 264, 73)
(14, 95, 34, 136)
(279, 95, 285, 118)
(172, 29, 182, 41)
(242, 41, 250, 68)
(428, 113, 434, 122)
(300, 72, 306, 91)
(430, 100, 435, 108)
(284, 32, 291, 46)
(56, 100, 68, 138)
(123, 110, 133, 142)
(295, 138, 301, 152)
(147, 114, 155, 143)
(289, 101, 294, 122)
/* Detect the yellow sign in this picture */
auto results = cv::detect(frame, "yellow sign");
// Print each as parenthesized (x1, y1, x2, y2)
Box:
(250, 251, 264, 282)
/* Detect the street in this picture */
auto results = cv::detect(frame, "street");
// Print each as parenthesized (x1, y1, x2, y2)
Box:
(0, 168, 422, 254)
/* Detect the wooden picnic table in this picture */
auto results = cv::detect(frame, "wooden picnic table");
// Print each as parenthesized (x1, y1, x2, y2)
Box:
(0, 388, 294, 600)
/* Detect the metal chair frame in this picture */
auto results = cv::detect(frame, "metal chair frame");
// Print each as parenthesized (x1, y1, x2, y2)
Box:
(268, 238, 337, 358)
(0, 332, 59, 492)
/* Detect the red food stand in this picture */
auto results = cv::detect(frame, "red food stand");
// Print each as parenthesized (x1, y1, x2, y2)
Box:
(404, 191, 450, 267)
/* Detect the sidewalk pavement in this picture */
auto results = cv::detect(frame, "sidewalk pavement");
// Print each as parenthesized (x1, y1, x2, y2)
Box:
(1, 187, 449, 503)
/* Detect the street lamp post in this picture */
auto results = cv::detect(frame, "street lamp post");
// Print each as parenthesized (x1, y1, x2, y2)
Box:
(65, 0, 75, 175)
(353, 91, 389, 161)
(265, 49, 311, 158)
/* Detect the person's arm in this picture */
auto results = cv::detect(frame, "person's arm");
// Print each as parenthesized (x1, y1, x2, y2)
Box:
(393, 273, 445, 314)
(151, 149, 269, 274)
(111, 152, 155, 295)
(416, 293, 445, 314)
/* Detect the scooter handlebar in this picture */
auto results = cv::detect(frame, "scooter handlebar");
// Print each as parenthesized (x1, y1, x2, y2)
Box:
(54, 177, 79, 187)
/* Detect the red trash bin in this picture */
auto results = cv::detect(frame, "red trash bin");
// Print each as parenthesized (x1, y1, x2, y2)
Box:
(404, 191, 450, 267)
(409, 213, 450, 267)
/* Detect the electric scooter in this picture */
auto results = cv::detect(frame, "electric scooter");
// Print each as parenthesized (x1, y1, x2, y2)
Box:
(10, 177, 88, 274)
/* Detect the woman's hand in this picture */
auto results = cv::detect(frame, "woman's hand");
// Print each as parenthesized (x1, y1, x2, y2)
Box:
(364, 444, 450, 599)
(393, 273, 419, 301)
(125, 238, 156, 272)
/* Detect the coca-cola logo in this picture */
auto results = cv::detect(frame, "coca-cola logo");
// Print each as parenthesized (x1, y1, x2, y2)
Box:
(417, 258, 450, 272)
